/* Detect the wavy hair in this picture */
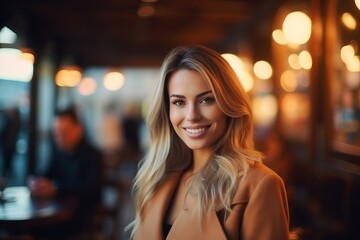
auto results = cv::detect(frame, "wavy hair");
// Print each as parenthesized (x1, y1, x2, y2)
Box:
(128, 45, 262, 235)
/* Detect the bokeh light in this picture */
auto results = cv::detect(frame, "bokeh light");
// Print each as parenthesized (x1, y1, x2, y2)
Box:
(221, 53, 254, 92)
(298, 50, 312, 70)
(342, 12, 357, 30)
(0, 48, 34, 82)
(78, 77, 97, 96)
(252, 94, 278, 127)
(282, 11, 312, 45)
(288, 54, 301, 70)
(103, 71, 125, 91)
(280, 70, 298, 92)
(272, 29, 287, 45)
(253, 60, 273, 80)
(55, 67, 82, 87)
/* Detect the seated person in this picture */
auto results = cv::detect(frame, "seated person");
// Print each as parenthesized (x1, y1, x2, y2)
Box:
(28, 107, 103, 236)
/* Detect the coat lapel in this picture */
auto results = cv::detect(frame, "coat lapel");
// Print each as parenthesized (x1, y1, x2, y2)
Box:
(167, 186, 228, 240)
(167, 208, 228, 240)
(136, 171, 228, 240)
(135, 171, 182, 240)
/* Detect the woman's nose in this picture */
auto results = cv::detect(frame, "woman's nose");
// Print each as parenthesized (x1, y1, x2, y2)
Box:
(186, 104, 202, 121)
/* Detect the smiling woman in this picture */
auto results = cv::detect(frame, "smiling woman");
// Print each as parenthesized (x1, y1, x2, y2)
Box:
(127, 46, 290, 240)
(168, 69, 227, 161)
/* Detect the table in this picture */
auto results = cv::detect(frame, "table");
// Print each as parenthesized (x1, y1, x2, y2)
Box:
(0, 186, 76, 231)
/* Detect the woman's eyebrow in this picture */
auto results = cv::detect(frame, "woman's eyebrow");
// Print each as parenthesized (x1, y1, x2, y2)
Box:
(196, 90, 212, 98)
(169, 94, 185, 99)
(169, 90, 212, 99)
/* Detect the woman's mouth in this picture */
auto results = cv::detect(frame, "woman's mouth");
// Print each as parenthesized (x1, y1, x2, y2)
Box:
(183, 126, 210, 137)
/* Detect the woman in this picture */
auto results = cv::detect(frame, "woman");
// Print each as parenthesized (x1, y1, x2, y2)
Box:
(128, 46, 289, 240)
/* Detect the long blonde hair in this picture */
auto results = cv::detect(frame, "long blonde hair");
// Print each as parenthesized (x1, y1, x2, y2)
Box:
(128, 46, 262, 235)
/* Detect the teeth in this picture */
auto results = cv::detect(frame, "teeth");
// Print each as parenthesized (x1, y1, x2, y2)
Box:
(186, 128, 206, 134)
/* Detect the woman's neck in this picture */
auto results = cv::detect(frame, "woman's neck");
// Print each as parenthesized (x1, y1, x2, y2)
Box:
(191, 149, 212, 173)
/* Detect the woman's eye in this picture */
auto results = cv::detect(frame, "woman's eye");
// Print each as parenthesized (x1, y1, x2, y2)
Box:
(172, 99, 185, 106)
(200, 97, 215, 104)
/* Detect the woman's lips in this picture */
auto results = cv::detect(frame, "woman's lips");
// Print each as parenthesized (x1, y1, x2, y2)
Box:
(183, 126, 210, 137)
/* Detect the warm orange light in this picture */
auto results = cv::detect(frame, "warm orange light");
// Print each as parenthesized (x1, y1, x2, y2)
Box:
(288, 54, 301, 70)
(20, 52, 34, 64)
(342, 13, 357, 30)
(281, 93, 310, 121)
(346, 56, 360, 72)
(280, 70, 298, 92)
(221, 53, 254, 92)
(55, 67, 82, 87)
(252, 94, 278, 126)
(272, 29, 287, 45)
(253, 60, 272, 80)
(282, 11, 311, 45)
(298, 50, 312, 69)
(356, 0, 360, 11)
(341, 44, 355, 64)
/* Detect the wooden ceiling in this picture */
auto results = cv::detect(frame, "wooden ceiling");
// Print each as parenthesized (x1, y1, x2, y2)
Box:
(1, 0, 282, 67)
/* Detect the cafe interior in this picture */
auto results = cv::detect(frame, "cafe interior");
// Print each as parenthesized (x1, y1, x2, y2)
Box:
(1, 0, 360, 239)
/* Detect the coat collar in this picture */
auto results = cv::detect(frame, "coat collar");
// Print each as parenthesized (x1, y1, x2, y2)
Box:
(135, 171, 228, 240)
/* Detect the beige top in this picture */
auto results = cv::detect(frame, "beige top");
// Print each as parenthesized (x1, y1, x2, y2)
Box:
(134, 162, 290, 240)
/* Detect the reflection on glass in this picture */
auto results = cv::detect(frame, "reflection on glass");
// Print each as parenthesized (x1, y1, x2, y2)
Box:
(334, 88, 360, 145)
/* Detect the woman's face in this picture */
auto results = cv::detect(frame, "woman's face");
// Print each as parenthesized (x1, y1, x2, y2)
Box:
(168, 69, 227, 153)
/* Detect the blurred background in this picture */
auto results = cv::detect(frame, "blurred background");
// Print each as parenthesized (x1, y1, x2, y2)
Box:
(0, 0, 360, 239)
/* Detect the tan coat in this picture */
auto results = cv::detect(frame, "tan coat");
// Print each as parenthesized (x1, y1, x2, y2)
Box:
(134, 162, 289, 240)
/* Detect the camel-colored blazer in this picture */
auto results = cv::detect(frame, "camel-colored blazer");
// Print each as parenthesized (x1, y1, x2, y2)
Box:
(134, 162, 289, 240)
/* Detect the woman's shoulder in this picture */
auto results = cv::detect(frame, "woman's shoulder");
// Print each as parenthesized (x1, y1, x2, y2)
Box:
(232, 162, 286, 204)
(246, 161, 282, 181)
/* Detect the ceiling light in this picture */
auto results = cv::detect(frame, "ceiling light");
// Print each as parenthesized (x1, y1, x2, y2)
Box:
(0, 48, 34, 82)
(0, 26, 17, 44)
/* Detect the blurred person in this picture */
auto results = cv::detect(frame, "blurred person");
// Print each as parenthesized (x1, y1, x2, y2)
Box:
(127, 46, 289, 239)
(0, 107, 21, 177)
(28, 106, 103, 238)
(121, 102, 143, 162)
